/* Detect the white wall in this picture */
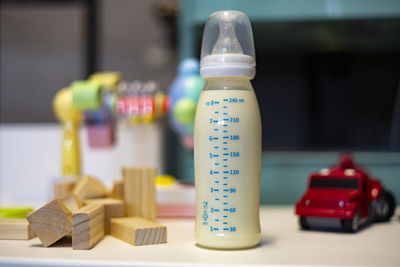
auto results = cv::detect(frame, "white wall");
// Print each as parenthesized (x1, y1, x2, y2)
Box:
(0, 123, 162, 207)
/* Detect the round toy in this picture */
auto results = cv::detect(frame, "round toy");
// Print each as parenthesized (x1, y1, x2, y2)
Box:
(168, 58, 205, 148)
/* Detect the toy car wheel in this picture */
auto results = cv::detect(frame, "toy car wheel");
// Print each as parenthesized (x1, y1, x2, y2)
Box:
(342, 209, 359, 233)
(299, 217, 309, 230)
(374, 191, 396, 222)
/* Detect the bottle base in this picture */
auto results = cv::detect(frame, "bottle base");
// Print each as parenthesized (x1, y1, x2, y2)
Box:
(195, 232, 261, 250)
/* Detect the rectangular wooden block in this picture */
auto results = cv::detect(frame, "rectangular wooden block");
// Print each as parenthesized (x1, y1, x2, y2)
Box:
(72, 203, 105, 250)
(26, 199, 72, 247)
(0, 218, 35, 240)
(73, 175, 109, 203)
(123, 167, 157, 220)
(111, 179, 124, 200)
(110, 217, 166, 246)
(82, 198, 124, 234)
(54, 180, 76, 199)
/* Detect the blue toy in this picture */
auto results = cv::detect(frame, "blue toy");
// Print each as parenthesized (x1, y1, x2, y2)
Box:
(168, 58, 205, 148)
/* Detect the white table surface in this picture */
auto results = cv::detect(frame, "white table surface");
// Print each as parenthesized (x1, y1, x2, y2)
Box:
(0, 206, 399, 267)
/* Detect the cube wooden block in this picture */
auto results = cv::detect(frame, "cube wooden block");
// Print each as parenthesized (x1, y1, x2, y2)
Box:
(62, 193, 82, 212)
(73, 175, 109, 202)
(111, 179, 124, 200)
(82, 198, 124, 234)
(26, 199, 72, 247)
(123, 167, 157, 220)
(72, 203, 105, 250)
(54, 180, 76, 199)
(110, 217, 166, 246)
(0, 218, 35, 240)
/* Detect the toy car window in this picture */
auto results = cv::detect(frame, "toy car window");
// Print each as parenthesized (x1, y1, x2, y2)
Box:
(310, 178, 359, 189)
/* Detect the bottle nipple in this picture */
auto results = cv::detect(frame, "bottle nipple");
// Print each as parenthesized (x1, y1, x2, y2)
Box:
(211, 20, 243, 55)
(200, 10, 256, 79)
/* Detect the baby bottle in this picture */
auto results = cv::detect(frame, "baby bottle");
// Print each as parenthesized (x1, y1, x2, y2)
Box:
(194, 10, 262, 249)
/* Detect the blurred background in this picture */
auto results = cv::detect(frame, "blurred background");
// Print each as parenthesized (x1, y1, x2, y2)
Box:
(1, 0, 400, 205)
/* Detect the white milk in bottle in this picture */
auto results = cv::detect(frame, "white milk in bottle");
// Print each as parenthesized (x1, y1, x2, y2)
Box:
(194, 10, 261, 249)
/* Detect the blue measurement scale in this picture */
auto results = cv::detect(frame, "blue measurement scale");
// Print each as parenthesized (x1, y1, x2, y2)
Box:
(201, 97, 244, 234)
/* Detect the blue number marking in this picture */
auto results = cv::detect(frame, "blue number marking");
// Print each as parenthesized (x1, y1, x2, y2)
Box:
(230, 135, 239, 140)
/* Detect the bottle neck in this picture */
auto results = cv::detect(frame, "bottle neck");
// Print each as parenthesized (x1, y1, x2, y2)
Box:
(203, 77, 253, 91)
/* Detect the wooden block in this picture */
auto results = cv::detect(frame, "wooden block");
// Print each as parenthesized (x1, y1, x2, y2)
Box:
(0, 218, 35, 240)
(72, 203, 105, 250)
(110, 217, 166, 246)
(26, 199, 72, 247)
(123, 167, 157, 220)
(111, 179, 124, 200)
(73, 175, 109, 202)
(54, 181, 76, 199)
(62, 193, 82, 212)
(82, 198, 124, 234)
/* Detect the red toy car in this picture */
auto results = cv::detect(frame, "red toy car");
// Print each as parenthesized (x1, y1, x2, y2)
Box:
(295, 153, 396, 232)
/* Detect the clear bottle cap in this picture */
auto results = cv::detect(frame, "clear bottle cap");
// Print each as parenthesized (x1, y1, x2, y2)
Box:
(200, 10, 256, 79)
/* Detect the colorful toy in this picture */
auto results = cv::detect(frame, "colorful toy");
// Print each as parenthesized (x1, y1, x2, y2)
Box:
(53, 72, 168, 178)
(295, 153, 396, 233)
(53, 88, 83, 177)
(168, 58, 205, 148)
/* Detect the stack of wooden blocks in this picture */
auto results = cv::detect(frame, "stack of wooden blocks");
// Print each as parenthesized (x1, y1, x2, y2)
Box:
(0, 167, 167, 250)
